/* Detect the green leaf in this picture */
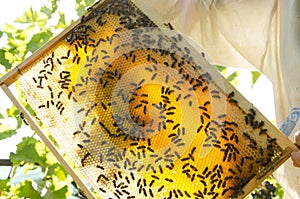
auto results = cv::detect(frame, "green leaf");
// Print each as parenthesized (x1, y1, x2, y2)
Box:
(215, 65, 226, 73)
(0, 112, 18, 140)
(41, 6, 53, 18)
(15, 180, 42, 199)
(54, 168, 68, 182)
(6, 105, 20, 118)
(49, 0, 60, 14)
(227, 71, 239, 82)
(44, 185, 68, 199)
(10, 137, 48, 172)
(0, 129, 17, 140)
(25, 103, 37, 117)
(75, 5, 86, 17)
(36, 180, 47, 192)
(55, 12, 68, 29)
(15, 6, 48, 27)
(27, 31, 52, 53)
(227, 71, 239, 87)
(16, 114, 23, 129)
(75, 0, 95, 16)
(41, 0, 59, 18)
(251, 71, 261, 88)
(86, 0, 95, 6)
(15, 7, 37, 24)
(0, 31, 3, 38)
(267, 176, 284, 199)
(0, 179, 10, 192)
(0, 49, 12, 69)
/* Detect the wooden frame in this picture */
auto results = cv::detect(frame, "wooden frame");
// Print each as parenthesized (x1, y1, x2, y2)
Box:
(0, 0, 298, 198)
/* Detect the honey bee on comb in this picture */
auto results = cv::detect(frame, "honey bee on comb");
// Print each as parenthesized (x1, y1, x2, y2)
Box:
(0, 0, 297, 198)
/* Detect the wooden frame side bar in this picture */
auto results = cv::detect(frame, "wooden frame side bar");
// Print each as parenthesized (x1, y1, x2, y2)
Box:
(0, 84, 96, 199)
(238, 147, 293, 198)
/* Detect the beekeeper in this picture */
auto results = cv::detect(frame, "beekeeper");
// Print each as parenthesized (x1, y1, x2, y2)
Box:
(134, 0, 300, 198)
(292, 132, 300, 167)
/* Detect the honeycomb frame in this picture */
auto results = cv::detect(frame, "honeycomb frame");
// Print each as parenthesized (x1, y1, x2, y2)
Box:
(0, 0, 297, 198)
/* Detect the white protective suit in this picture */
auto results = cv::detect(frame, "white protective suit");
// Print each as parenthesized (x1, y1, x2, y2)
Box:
(134, 0, 300, 198)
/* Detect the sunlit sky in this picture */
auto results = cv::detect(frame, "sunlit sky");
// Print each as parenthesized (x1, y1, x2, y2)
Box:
(0, 0, 276, 160)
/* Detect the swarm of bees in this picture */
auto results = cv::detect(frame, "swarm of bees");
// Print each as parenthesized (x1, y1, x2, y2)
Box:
(17, 0, 295, 198)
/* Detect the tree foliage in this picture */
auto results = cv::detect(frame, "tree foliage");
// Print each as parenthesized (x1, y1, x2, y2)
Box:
(0, 1, 282, 199)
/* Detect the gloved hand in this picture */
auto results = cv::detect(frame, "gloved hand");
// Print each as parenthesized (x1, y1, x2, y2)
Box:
(291, 131, 300, 167)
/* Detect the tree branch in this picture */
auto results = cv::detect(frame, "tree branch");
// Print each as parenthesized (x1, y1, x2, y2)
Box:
(0, 159, 13, 166)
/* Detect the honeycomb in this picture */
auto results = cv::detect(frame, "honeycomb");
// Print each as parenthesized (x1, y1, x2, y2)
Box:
(13, 0, 296, 198)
